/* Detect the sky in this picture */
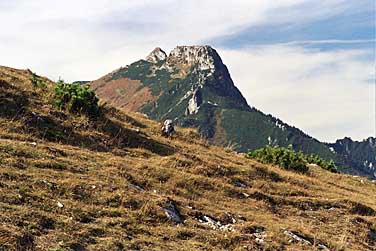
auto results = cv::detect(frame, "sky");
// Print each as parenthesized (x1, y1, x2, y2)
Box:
(0, 0, 374, 142)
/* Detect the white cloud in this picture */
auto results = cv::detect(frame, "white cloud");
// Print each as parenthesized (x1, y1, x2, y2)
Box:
(0, 0, 351, 80)
(0, 0, 373, 141)
(220, 46, 375, 142)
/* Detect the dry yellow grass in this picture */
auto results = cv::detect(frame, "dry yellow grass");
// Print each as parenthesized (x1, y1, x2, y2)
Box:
(0, 66, 375, 251)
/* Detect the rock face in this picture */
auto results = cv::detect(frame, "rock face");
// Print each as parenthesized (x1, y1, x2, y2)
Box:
(90, 45, 376, 179)
(186, 88, 202, 115)
(163, 46, 217, 74)
(146, 47, 167, 63)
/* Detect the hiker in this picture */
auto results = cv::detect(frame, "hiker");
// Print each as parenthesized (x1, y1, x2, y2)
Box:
(161, 119, 175, 137)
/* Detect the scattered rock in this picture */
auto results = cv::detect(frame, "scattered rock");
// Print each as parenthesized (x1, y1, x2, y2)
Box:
(233, 180, 247, 188)
(200, 215, 222, 230)
(283, 230, 312, 245)
(222, 212, 237, 224)
(30, 111, 45, 123)
(317, 243, 330, 250)
(195, 212, 234, 231)
(255, 237, 264, 245)
(130, 128, 140, 133)
(30, 142, 37, 147)
(242, 225, 267, 245)
(283, 230, 329, 250)
(57, 201, 64, 208)
(242, 192, 250, 198)
(42, 180, 57, 190)
(254, 232, 267, 245)
(127, 183, 144, 192)
(163, 200, 183, 224)
(237, 215, 247, 222)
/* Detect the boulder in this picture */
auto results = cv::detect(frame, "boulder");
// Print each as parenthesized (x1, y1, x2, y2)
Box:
(161, 119, 175, 137)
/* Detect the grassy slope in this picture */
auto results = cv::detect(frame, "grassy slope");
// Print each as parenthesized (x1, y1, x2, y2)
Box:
(1, 66, 376, 251)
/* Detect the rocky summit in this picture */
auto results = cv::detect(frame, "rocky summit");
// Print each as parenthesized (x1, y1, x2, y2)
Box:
(90, 45, 376, 179)
(145, 47, 167, 64)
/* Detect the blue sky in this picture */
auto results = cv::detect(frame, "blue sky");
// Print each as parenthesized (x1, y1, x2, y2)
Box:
(0, 0, 374, 142)
(211, 1, 374, 50)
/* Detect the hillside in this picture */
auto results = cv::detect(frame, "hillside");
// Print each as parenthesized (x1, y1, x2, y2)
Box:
(90, 46, 376, 179)
(1, 66, 376, 251)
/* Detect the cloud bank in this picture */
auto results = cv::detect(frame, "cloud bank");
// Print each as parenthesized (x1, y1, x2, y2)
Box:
(0, 0, 374, 142)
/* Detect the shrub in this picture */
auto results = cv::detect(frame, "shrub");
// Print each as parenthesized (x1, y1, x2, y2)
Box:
(305, 154, 338, 173)
(30, 72, 46, 89)
(248, 145, 308, 173)
(247, 145, 338, 173)
(54, 79, 100, 117)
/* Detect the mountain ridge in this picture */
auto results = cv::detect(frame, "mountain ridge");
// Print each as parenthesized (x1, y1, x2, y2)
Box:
(90, 45, 376, 179)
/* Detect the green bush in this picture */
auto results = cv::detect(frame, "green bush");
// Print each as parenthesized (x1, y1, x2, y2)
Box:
(247, 145, 338, 173)
(54, 79, 100, 117)
(305, 154, 338, 173)
(248, 145, 308, 173)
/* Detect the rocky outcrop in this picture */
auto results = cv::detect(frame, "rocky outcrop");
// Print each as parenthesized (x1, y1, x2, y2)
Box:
(163, 45, 218, 74)
(162, 200, 183, 224)
(146, 47, 167, 63)
(161, 46, 249, 111)
(186, 88, 202, 115)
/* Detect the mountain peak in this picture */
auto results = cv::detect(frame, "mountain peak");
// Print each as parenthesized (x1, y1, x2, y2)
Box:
(164, 45, 222, 73)
(146, 47, 167, 63)
(172, 45, 215, 54)
(91, 45, 375, 179)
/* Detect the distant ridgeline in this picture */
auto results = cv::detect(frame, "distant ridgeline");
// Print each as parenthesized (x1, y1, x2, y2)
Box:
(90, 46, 376, 179)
